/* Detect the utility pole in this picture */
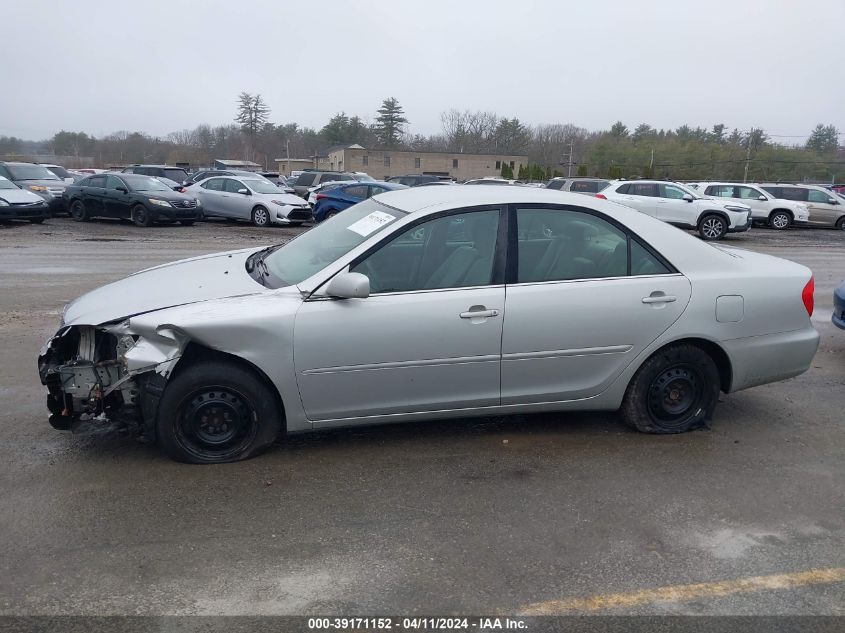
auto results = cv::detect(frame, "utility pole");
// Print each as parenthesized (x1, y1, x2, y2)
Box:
(743, 141, 751, 183)
(567, 138, 574, 177)
(649, 148, 654, 169)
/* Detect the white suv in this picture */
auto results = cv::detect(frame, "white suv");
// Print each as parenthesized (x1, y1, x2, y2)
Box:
(598, 180, 751, 240)
(695, 182, 809, 229)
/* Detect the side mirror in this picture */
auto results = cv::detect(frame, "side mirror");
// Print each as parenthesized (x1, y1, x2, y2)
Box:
(682, 194, 693, 202)
(326, 272, 370, 299)
(758, 195, 767, 201)
(116, 186, 128, 194)
(182, 180, 189, 186)
(828, 197, 837, 205)
(237, 188, 250, 195)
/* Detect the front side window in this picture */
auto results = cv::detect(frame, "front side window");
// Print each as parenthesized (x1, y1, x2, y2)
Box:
(515, 207, 670, 283)
(88, 175, 106, 188)
(350, 209, 500, 293)
(808, 189, 834, 203)
(105, 175, 125, 190)
(660, 184, 689, 199)
(737, 186, 761, 199)
(224, 179, 246, 193)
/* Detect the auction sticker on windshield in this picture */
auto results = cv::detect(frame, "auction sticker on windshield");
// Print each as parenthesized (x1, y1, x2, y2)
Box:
(347, 211, 395, 237)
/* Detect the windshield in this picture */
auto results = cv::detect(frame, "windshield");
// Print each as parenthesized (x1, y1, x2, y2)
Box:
(262, 199, 405, 287)
(243, 179, 281, 194)
(355, 174, 375, 182)
(0, 178, 17, 190)
(122, 175, 171, 192)
(7, 164, 59, 181)
(164, 169, 188, 182)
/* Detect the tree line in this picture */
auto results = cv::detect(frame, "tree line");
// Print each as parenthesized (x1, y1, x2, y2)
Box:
(1, 94, 842, 182)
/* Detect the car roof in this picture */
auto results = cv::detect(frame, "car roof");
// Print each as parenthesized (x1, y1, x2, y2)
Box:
(375, 184, 621, 213)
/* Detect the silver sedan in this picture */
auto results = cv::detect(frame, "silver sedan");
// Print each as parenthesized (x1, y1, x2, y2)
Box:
(39, 187, 819, 463)
(186, 176, 311, 226)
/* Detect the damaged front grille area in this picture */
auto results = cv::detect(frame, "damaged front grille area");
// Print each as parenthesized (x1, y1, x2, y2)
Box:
(39, 325, 141, 432)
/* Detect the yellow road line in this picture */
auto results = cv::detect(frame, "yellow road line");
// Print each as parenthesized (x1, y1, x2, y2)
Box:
(519, 567, 845, 615)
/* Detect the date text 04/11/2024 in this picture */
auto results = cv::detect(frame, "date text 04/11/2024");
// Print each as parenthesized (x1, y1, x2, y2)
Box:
(306, 617, 528, 630)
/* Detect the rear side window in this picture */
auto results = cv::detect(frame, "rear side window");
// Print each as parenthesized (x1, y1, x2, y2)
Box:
(630, 183, 658, 197)
(737, 186, 761, 199)
(88, 175, 106, 188)
(630, 240, 671, 276)
(705, 185, 734, 197)
(570, 181, 603, 193)
(615, 184, 630, 194)
(343, 185, 368, 198)
(295, 173, 317, 187)
(546, 180, 566, 190)
(780, 187, 808, 202)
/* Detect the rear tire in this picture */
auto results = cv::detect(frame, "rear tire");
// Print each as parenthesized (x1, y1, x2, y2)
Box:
(836, 217, 845, 231)
(620, 343, 720, 434)
(698, 214, 727, 240)
(70, 200, 88, 222)
(132, 204, 154, 227)
(251, 206, 270, 227)
(769, 210, 791, 230)
(156, 360, 283, 464)
(323, 209, 339, 221)
(179, 220, 195, 226)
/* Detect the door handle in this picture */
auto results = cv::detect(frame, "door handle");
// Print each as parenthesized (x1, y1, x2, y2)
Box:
(642, 294, 677, 304)
(460, 308, 499, 319)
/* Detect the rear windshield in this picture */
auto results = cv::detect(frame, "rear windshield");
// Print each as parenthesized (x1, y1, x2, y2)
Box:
(164, 169, 188, 182)
(546, 180, 566, 190)
(45, 165, 72, 179)
(7, 164, 60, 181)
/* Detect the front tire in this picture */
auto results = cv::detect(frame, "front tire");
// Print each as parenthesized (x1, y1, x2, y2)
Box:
(156, 360, 283, 464)
(29, 217, 46, 224)
(620, 343, 720, 434)
(179, 220, 195, 226)
(836, 217, 845, 231)
(769, 210, 792, 230)
(251, 206, 270, 227)
(70, 200, 88, 222)
(132, 204, 154, 227)
(698, 214, 727, 240)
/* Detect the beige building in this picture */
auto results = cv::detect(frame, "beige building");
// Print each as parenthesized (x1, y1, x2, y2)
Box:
(325, 146, 528, 181)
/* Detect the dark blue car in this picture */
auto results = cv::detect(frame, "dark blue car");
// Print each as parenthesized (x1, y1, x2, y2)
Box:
(313, 181, 407, 222)
(834, 280, 845, 329)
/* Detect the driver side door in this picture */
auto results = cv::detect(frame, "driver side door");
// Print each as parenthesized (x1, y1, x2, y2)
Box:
(293, 207, 506, 423)
(657, 183, 695, 225)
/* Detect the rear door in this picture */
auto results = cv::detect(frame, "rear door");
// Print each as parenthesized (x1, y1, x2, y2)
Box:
(502, 205, 691, 404)
(620, 182, 660, 217)
(195, 177, 226, 216)
(82, 175, 107, 216)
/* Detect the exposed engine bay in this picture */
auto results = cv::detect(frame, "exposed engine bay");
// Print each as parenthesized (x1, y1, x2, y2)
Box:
(38, 322, 184, 436)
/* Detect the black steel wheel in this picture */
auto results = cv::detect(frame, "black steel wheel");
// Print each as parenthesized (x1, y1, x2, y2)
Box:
(70, 200, 88, 222)
(132, 204, 154, 227)
(157, 360, 283, 463)
(620, 343, 720, 434)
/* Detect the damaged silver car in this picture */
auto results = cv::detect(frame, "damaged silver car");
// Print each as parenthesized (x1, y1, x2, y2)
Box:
(39, 187, 818, 463)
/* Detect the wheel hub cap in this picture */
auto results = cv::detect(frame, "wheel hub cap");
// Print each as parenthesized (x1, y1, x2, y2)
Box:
(178, 389, 253, 454)
(648, 366, 701, 423)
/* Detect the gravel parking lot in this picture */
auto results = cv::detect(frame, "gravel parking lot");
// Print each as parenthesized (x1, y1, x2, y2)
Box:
(0, 217, 843, 616)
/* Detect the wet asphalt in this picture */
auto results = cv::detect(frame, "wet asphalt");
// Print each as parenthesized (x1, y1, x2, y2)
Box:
(0, 217, 843, 616)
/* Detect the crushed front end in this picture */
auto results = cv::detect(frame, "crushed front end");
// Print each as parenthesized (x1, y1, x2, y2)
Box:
(38, 322, 183, 438)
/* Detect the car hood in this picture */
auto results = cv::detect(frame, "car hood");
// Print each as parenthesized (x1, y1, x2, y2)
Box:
(63, 247, 270, 326)
(0, 188, 45, 203)
(18, 179, 66, 189)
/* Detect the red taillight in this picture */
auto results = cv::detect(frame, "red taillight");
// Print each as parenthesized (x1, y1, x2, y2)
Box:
(595, 193, 607, 200)
(315, 193, 326, 201)
(802, 276, 814, 316)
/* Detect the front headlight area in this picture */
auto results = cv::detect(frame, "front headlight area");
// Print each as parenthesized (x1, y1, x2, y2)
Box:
(148, 198, 173, 207)
(38, 325, 140, 430)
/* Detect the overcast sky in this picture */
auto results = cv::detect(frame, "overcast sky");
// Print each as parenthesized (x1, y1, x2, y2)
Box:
(2, 0, 843, 141)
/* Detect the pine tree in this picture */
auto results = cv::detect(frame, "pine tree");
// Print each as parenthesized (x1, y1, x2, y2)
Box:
(374, 97, 408, 148)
